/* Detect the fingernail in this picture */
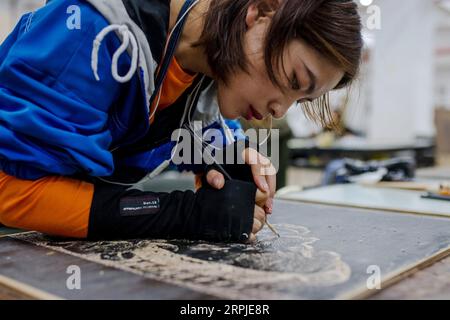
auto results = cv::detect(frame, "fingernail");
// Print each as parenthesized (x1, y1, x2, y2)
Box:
(213, 177, 221, 187)
(260, 179, 269, 192)
(265, 198, 273, 214)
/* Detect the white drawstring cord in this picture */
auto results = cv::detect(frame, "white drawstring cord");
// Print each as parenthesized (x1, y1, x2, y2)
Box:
(219, 115, 237, 145)
(257, 116, 273, 146)
(94, 1, 201, 187)
(91, 24, 138, 83)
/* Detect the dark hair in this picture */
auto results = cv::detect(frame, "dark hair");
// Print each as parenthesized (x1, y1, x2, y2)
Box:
(195, 0, 363, 128)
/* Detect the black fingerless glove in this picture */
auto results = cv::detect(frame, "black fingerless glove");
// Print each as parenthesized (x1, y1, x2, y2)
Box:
(202, 138, 254, 183)
(87, 177, 256, 243)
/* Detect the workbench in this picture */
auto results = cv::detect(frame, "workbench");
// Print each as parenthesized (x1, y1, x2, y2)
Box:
(277, 181, 450, 299)
(1, 162, 449, 300)
(1, 194, 449, 300)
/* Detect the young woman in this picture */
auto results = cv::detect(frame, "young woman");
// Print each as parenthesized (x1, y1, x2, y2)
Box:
(0, 0, 362, 242)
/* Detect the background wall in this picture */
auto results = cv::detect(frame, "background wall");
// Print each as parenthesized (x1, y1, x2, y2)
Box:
(435, 7, 450, 110)
(0, 0, 44, 42)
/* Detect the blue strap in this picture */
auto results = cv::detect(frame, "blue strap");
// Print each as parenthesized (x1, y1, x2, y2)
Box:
(149, 0, 196, 108)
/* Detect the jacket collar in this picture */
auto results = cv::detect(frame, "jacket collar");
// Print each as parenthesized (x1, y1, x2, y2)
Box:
(121, 0, 170, 65)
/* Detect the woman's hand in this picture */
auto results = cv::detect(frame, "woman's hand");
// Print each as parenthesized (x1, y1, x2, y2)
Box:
(206, 147, 276, 242)
(247, 188, 271, 242)
(206, 147, 276, 213)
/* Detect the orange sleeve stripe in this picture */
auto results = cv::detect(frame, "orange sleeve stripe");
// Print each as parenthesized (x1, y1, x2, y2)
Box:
(150, 57, 197, 123)
(0, 61, 196, 238)
(195, 173, 203, 191)
(0, 171, 93, 238)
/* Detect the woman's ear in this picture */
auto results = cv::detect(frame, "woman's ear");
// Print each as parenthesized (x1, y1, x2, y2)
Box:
(245, 4, 260, 28)
(246, 4, 274, 29)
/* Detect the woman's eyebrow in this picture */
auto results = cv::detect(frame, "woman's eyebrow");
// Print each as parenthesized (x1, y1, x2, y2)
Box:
(301, 62, 317, 95)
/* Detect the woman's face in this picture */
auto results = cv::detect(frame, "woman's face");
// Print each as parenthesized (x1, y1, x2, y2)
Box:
(216, 6, 345, 120)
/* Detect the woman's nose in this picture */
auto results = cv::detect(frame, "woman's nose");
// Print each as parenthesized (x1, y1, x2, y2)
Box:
(269, 102, 289, 119)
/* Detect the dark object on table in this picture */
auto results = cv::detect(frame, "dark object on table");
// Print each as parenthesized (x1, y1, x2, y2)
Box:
(323, 157, 416, 185)
(421, 192, 450, 202)
(422, 184, 450, 202)
(289, 137, 435, 168)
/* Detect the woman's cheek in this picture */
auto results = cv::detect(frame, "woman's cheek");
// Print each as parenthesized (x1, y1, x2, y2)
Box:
(220, 102, 241, 119)
(217, 87, 236, 119)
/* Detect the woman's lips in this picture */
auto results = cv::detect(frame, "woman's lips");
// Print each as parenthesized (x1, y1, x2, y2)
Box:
(245, 105, 264, 121)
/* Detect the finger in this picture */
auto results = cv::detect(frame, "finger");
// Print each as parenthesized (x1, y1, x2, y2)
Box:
(265, 171, 277, 199)
(242, 148, 270, 193)
(255, 189, 269, 208)
(254, 205, 266, 224)
(252, 218, 264, 234)
(247, 233, 257, 243)
(265, 198, 274, 215)
(264, 174, 276, 214)
(256, 157, 276, 213)
(206, 169, 225, 189)
(252, 206, 266, 234)
(253, 151, 277, 198)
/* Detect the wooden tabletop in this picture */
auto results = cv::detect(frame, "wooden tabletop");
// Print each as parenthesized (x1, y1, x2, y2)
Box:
(276, 183, 450, 300)
(277, 183, 450, 218)
(371, 254, 450, 299)
(3, 170, 450, 300)
(1, 196, 449, 300)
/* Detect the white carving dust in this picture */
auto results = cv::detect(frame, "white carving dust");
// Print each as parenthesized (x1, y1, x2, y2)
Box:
(14, 224, 351, 299)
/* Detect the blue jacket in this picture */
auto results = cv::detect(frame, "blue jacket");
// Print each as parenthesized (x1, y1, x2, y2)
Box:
(0, 0, 244, 181)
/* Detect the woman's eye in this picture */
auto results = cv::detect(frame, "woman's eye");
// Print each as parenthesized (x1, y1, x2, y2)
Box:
(297, 98, 314, 104)
(291, 73, 300, 91)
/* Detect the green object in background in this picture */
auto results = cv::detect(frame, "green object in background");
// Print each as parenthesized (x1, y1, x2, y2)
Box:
(270, 128, 292, 189)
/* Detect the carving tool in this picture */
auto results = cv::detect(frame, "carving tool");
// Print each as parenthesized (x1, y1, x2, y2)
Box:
(265, 216, 280, 238)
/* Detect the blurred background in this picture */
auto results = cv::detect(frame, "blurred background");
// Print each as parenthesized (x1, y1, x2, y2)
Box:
(1, 0, 449, 190)
(282, 0, 450, 189)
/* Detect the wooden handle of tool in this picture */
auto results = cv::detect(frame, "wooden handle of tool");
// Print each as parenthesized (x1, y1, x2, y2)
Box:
(361, 181, 441, 192)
